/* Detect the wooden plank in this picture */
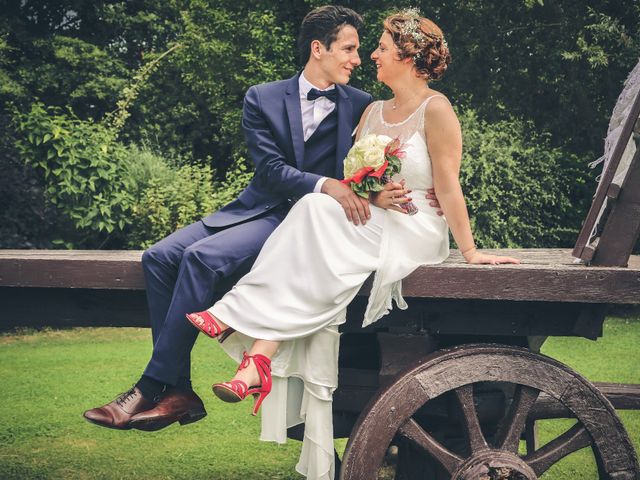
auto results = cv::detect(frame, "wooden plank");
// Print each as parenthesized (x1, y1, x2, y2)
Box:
(597, 382, 640, 410)
(530, 382, 640, 420)
(0, 287, 149, 328)
(591, 147, 640, 266)
(0, 250, 145, 289)
(397, 250, 640, 304)
(399, 262, 639, 304)
(377, 332, 437, 386)
(1, 249, 639, 303)
(0, 287, 606, 341)
(573, 87, 640, 259)
(341, 295, 606, 342)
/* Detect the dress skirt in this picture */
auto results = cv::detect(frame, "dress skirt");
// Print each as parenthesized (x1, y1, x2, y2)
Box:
(209, 192, 449, 479)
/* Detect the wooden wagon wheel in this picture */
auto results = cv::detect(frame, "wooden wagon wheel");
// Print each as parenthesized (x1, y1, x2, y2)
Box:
(340, 344, 639, 480)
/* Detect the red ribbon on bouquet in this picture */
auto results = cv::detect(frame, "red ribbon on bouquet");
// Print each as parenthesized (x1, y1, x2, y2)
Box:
(341, 160, 388, 185)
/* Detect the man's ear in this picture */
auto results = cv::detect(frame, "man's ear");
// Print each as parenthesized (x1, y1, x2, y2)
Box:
(310, 39, 324, 60)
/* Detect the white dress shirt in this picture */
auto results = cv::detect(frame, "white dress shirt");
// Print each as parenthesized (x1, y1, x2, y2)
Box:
(299, 72, 335, 193)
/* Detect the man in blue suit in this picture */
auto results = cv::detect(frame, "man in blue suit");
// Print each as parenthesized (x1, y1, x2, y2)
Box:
(84, 5, 373, 431)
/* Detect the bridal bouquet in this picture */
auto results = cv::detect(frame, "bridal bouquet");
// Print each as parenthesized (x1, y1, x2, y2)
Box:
(342, 134, 418, 215)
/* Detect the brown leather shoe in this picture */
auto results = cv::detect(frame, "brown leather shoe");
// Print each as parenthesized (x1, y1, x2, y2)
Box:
(129, 387, 206, 431)
(83, 386, 156, 430)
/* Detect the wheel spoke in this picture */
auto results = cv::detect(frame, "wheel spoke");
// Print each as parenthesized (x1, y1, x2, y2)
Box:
(524, 422, 592, 475)
(494, 384, 540, 452)
(398, 418, 464, 474)
(454, 384, 489, 454)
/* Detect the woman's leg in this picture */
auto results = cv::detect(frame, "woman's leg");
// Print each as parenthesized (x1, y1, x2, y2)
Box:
(144, 210, 285, 387)
(231, 339, 281, 387)
(204, 194, 385, 341)
(200, 312, 279, 388)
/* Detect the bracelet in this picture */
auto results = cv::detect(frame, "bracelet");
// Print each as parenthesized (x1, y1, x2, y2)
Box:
(461, 245, 477, 257)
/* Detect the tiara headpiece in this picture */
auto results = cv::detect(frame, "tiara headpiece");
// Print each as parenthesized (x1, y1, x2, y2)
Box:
(396, 7, 449, 65)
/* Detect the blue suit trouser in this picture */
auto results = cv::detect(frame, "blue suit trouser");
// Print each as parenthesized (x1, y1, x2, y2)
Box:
(141, 209, 287, 386)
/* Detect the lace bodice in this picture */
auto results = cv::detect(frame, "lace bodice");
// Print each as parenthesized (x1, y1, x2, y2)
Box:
(360, 96, 446, 210)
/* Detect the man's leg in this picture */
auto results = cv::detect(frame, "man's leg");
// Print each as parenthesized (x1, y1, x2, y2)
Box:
(142, 220, 215, 346)
(142, 209, 286, 388)
(83, 221, 215, 430)
(83, 210, 286, 430)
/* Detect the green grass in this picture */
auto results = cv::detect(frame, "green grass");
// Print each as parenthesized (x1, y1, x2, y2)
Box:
(0, 318, 638, 479)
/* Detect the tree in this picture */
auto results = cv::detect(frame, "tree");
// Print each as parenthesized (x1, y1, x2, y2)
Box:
(1, 0, 638, 248)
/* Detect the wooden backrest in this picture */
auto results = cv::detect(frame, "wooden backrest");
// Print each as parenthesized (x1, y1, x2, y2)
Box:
(572, 81, 640, 267)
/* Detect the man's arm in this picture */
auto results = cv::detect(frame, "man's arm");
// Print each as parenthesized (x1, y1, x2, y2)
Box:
(242, 86, 321, 198)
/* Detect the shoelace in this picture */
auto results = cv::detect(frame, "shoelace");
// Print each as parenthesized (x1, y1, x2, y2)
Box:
(115, 387, 137, 407)
(237, 354, 251, 372)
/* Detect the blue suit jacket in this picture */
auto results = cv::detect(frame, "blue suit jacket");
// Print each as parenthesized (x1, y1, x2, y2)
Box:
(202, 74, 373, 227)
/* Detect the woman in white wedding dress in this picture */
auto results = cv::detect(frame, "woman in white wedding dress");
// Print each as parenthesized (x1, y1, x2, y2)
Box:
(187, 10, 519, 480)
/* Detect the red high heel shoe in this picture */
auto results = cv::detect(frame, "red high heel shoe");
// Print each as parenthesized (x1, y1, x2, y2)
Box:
(185, 310, 235, 343)
(212, 352, 272, 416)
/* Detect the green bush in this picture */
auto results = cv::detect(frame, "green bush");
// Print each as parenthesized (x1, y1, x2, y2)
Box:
(124, 148, 253, 249)
(10, 105, 241, 249)
(9, 43, 231, 250)
(209, 159, 254, 212)
(124, 147, 215, 248)
(458, 108, 589, 248)
(4, 1, 638, 250)
(0, 113, 63, 248)
(12, 102, 133, 247)
(103, 145, 256, 249)
(14, 97, 590, 250)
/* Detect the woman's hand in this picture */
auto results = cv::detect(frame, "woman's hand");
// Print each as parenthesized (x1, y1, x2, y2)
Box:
(370, 180, 412, 214)
(463, 248, 520, 265)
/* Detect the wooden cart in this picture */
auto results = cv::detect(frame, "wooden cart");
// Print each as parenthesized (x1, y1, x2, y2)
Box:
(317, 76, 640, 479)
(1, 69, 639, 480)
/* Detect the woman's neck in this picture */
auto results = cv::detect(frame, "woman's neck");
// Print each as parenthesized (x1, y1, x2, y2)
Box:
(391, 82, 430, 107)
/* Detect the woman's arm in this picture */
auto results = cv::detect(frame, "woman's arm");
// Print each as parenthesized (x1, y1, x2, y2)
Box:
(426, 98, 519, 265)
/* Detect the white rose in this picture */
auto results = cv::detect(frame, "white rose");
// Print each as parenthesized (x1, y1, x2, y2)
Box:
(344, 134, 392, 178)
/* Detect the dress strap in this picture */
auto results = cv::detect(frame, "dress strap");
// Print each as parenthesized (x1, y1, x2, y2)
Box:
(423, 94, 447, 108)
(417, 95, 448, 133)
(360, 100, 383, 137)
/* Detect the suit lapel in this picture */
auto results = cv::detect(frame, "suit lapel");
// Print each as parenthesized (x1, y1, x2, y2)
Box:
(284, 75, 305, 169)
(335, 85, 353, 180)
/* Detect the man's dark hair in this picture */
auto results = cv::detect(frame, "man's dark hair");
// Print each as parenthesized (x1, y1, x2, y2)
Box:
(297, 5, 364, 66)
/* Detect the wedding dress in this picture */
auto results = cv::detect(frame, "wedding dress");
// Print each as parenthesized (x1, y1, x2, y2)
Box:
(209, 96, 450, 479)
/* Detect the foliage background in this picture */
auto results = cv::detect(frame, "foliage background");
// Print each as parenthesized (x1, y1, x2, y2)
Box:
(1, 0, 638, 248)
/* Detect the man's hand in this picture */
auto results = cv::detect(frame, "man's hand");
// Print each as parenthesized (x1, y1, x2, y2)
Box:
(321, 178, 371, 225)
(426, 188, 444, 216)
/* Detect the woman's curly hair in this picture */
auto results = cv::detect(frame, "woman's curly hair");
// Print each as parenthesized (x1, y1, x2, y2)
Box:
(383, 12, 451, 81)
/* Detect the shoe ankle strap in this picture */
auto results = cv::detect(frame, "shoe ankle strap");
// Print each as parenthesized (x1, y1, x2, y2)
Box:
(238, 352, 272, 390)
(251, 354, 272, 391)
(239, 352, 271, 369)
(249, 353, 271, 368)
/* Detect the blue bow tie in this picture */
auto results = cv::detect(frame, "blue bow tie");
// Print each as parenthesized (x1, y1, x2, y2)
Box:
(307, 88, 338, 102)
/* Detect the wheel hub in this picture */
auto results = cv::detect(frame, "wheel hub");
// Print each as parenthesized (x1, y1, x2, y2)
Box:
(453, 450, 537, 480)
